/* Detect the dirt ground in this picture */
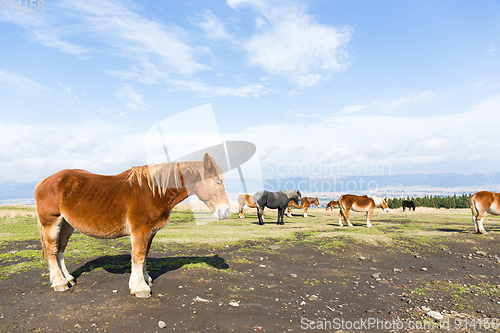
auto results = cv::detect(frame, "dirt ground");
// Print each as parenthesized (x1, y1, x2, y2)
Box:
(1, 227, 500, 333)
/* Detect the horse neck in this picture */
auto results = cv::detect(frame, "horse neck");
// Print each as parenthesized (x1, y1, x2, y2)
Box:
(178, 161, 202, 198)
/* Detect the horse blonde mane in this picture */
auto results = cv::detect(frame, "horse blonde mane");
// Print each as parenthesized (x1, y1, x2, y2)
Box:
(126, 160, 224, 197)
(367, 195, 386, 207)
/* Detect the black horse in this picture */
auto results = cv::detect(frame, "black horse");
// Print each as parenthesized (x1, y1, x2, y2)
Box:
(402, 200, 415, 211)
(254, 190, 301, 225)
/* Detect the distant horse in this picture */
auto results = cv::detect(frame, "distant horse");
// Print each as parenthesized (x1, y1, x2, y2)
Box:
(326, 200, 339, 211)
(287, 197, 320, 217)
(254, 190, 301, 225)
(35, 153, 229, 298)
(238, 194, 263, 218)
(338, 194, 389, 227)
(402, 200, 415, 212)
(470, 191, 500, 234)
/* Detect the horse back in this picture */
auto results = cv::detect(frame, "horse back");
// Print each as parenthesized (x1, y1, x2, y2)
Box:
(340, 194, 374, 211)
(472, 191, 500, 211)
(35, 169, 170, 238)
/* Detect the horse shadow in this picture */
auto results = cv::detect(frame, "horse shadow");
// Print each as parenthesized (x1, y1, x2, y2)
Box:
(70, 254, 229, 281)
(288, 213, 316, 218)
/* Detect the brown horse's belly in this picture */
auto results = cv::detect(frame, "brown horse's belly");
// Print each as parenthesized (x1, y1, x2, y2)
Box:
(487, 203, 500, 215)
(351, 204, 369, 212)
(61, 210, 131, 239)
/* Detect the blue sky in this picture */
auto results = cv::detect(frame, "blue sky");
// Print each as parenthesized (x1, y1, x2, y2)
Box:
(1, 0, 500, 184)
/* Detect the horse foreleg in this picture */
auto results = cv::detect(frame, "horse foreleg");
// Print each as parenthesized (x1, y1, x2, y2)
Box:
(142, 232, 157, 287)
(287, 203, 293, 218)
(129, 231, 153, 298)
(57, 219, 75, 286)
(278, 208, 284, 225)
(303, 205, 309, 218)
(238, 202, 245, 219)
(366, 209, 374, 228)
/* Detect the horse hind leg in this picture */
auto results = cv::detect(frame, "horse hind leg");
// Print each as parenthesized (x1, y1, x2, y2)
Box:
(57, 219, 75, 286)
(475, 211, 487, 234)
(238, 202, 245, 219)
(38, 215, 71, 291)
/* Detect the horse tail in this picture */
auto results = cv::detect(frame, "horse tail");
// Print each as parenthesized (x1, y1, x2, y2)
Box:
(338, 196, 348, 223)
(470, 193, 479, 219)
(255, 200, 263, 215)
(36, 211, 47, 262)
(34, 178, 48, 262)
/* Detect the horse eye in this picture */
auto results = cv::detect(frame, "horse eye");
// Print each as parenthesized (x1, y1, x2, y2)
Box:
(214, 179, 222, 185)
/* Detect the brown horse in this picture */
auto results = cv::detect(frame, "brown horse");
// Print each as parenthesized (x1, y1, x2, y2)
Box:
(325, 200, 339, 211)
(35, 153, 229, 298)
(238, 194, 258, 218)
(470, 191, 500, 234)
(338, 194, 389, 227)
(287, 197, 320, 217)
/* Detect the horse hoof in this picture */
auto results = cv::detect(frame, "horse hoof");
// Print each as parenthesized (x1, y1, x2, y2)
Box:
(135, 291, 151, 298)
(68, 279, 76, 286)
(53, 284, 69, 292)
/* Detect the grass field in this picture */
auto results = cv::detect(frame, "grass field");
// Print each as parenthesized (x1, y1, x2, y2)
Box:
(0, 204, 498, 280)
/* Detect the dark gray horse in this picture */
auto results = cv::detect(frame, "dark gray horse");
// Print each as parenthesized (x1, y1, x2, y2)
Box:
(254, 190, 301, 225)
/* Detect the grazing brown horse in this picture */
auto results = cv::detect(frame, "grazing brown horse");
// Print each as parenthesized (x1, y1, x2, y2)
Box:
(35, 153, 229, 298)
(338, 194, 389, 227)
(325, 200, 339, 211)
(238, 194, 259, 218)
(470, 191, 500, 234)
(287, 197, 320, 217)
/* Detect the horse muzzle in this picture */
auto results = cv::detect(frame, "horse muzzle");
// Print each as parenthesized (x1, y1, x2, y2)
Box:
(384, 208, 390, 213)
(214, 204, 230, 220)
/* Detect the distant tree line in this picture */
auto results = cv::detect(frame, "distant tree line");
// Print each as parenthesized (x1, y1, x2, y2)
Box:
(388, 194, 471, 209)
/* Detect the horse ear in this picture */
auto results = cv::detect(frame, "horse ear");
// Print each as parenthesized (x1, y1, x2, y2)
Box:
(203, 153, 213, 170)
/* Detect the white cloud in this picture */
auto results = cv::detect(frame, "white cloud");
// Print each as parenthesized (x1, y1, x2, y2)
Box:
(381, 91, 437, 111)
(0, 69, 48, 90)
(67, 0, 207, 76)
(227, 94, 500, 175)
(167, 78, 267, 98)
(337, 91, 437, 116)
(193, 10, 234, 41)
(114, 84, 149, 111)
(339, 105, 365, 115)
(285, 109, 318, 118)
(0, 121, 145, 182)
(229, 1, 352, 87)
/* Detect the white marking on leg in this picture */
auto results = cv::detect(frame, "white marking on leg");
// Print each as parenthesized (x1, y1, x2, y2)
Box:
(304, 212, 308, 218)
(129, 261, 150, 295)
(367, 219, 372, 228)
(287, 213, 292, 218)
(478, 218, 487, 234)
(46, 219, 69, 289)
(57, 252, 74, 284)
